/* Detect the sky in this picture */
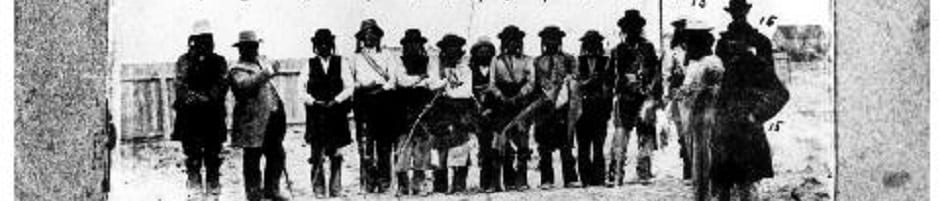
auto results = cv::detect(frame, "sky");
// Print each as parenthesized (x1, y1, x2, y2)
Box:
(112, 0, 832, 64)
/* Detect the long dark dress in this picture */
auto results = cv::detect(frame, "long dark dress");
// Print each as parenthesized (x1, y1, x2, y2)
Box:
(711, 21, 790, 185)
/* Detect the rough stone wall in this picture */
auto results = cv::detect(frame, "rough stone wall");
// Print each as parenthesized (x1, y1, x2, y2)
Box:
(14, 0, 110, 201)
(835, 0, 929, 200)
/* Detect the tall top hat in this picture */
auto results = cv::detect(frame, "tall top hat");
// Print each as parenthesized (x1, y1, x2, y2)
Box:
(538, 26, 566, 39)
(355, 18, 384, 40)
(436, 34, 467, 49)
(725, 0, 753, 13)
(580, 30, 604, 42)
(617, 9, 647, 29)
(497, 25, 526, 41)
(400, 29, 428, 45)
(311, 29, 335, 45)
(233, 30, 261, 47)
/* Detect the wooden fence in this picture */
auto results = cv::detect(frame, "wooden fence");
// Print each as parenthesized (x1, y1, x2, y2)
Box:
(119, 58, 340, 140)
(120, 52, 792, 140)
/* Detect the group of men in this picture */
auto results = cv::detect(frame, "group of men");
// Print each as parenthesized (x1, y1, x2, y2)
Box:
(170, 0, 789, 201)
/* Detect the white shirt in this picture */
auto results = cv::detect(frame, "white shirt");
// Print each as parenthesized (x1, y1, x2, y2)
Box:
(351, 48, 406, 89)
(429, 60, 474, 99)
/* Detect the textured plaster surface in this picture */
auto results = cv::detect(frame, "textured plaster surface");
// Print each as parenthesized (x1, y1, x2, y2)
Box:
(14, 0, 110, 201)
(835, 0, 929, 200)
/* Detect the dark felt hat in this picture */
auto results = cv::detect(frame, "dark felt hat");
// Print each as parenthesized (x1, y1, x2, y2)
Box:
(400, 29, 428, 45)
(436, 34, 466, 49)
(579, 30, 604, 42)
(232, 30, 262, 47)
(311, 29, 335, 44)
(538, 26, 566, 39)
(617, 9, 647, 29)
(725, 0, 753, 13)
(671, 19, 688, 29)
(354, 19, 384, 40)
(497, 25, 526, 41)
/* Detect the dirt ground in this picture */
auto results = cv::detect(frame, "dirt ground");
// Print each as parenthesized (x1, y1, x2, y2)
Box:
(110, 61, 832, 201)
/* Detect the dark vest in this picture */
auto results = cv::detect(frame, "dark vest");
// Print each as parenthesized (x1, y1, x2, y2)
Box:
(401, 55, 429, 76)
(470, 63, 491, 88)
(577, 55, 611, 94)
(307, 56, 344, 101)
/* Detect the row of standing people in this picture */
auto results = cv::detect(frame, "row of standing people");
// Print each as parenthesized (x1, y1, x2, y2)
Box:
(171, 0, 788, 200)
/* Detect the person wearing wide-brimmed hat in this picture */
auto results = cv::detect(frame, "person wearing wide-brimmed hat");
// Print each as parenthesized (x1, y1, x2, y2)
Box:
(529, 25, 580, 189)
(488, 25, 536, 191)
(227, 30, 289, 201)
(673, 19, 723, 201)
(662, 18, 693, 182)
(172, 19, 229, 200)
(467, 37, 501, 193)
(298, 28, 353, 198)
(608, 9, 662, 186)
(423, 34, 476, 194)
(350, 18, 406, 194)
(391, 28, 436, 196)
(574, 30, 614, 187)
(711, 0, 789, 200)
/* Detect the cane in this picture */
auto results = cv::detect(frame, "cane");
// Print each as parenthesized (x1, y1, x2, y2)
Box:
(281, 167, 295, 200)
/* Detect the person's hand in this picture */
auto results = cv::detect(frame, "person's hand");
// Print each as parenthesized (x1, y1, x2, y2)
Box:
(186, 92, 209, 105)
(481, 109, 493, 116)
(381, 81, 394, 91)
(323, 100, 338, 108)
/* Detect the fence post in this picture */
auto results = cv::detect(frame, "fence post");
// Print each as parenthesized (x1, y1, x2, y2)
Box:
(159, 74, 172, 139)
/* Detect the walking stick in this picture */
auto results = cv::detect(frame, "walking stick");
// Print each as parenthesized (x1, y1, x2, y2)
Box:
(398, 90, 444, 152)
(281, 167, 295, 200)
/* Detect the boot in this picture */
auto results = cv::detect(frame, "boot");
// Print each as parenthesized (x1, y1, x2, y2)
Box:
(246, 186, 263, 201)
(637, 156, 653, 183)
(479, 157, 493, 192)
(432, 168, 448, 193)
(591, 157, 606, 186)
(328, 157, 343, 197)
(396, 171, 410, 196)
(451, 167, 468, 194)
(311, 163, 326, 198)
(515, 163, 530, 191)
(204, 155, 222, 196)
(263, 165, 289, 201)
(502, 157, 517, 191)
(412, 170, 427, 196)
(184, 157, 204, 197)
(561, 149, 580, 187)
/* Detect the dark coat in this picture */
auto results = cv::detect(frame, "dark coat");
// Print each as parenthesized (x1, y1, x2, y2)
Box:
(228, 57, 286, 148)
(171, 52, 229, 143)
(611, 37, 663, 103)
(532, 53, 577, 149)
(711, 22, 790, 184)
(305, 56, 353, 149)
(577, 55, 614, 115)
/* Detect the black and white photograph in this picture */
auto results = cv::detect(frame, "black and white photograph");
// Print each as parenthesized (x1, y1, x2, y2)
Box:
(103, 0, 833, 200)
(12, 0, 930, 201)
